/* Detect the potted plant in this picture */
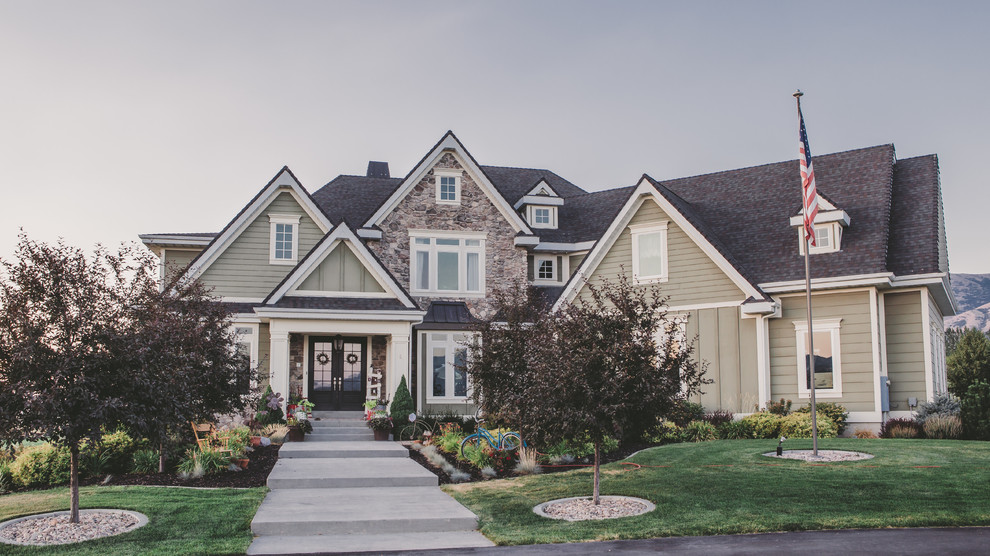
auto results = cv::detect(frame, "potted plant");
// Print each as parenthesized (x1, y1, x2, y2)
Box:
(363, 398, 378, 421)
(367, 411, 392, 441)
(299, 398, 315, 419)
(286, 417, 305, 442)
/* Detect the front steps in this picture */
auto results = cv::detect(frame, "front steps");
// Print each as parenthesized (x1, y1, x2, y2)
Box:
(248, 411, 493, 554)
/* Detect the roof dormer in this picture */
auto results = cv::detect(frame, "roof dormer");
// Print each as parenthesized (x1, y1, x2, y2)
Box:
(514, 179, 563, 229)
(789, 194, 850, 254)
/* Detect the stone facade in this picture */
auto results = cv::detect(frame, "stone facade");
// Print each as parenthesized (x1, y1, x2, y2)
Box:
(289, 333, 305, 399)
(369, 152, 528, 320)
(371, 335, 388, 399)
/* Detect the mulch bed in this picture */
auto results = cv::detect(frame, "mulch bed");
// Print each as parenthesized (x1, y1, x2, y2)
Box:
(79, 445, 280, 489)
(406, 440, 658, 485)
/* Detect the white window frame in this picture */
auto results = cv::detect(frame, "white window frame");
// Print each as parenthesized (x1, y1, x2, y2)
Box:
(269, 214, 301, 265)
(793, 318, 843, 398)
(409, 230, 486, 297)
(232, 323, 260, 389)
(425, 331, 473, 401)
(434, 169, 461, 205)
(629, 221, 669, 284)
(527, 205, 558, 229)
(931, 321, 947, 394)
(798, 222, 842, 255)
(534, 255, 557, 282)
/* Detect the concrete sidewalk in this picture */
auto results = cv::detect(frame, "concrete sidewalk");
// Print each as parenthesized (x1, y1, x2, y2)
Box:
(248, 411, 493, 555)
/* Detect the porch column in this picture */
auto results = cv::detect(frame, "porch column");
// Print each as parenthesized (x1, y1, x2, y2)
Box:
(388, 333, 410, 403)
(270, 330, 291, 413)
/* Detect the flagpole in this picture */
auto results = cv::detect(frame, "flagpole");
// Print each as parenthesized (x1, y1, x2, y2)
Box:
(794, 90, 819, 456)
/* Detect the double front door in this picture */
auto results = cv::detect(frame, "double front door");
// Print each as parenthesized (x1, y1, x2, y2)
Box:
(309, 336, 367, 411)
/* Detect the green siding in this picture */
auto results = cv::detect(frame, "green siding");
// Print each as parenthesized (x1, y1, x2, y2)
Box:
(297, 242, 385, 293)
(769, 291, 876, 412)
(685, 307, 759, 412)
(163, 249, 200, 276)
(258, 323, 271, 385)
(884, 291, 927, 409)
(581, 199, 745, 306)
(199, 192, 324, 299)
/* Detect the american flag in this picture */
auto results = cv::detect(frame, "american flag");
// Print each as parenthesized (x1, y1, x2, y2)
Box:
(798, 103, 818, 246)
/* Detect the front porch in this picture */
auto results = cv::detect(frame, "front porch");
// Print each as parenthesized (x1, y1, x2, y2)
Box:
(265, 317, 416, 412)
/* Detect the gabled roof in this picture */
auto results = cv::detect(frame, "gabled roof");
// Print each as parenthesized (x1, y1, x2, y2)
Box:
(183, 167, 333, 282)
(887, 154, 948, 276)
(361, 131, 534, 234)
(264, 223, 418, 309)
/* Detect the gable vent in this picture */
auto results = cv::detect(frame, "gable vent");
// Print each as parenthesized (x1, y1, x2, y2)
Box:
(366, 161, 390, 178)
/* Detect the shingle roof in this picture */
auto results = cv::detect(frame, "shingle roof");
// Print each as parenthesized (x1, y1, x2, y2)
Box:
(539, 186, 636, 243)
(417, 301, 477, 330)
(887, 154, 947, 276)
(479, 165, 587, 204)
(653, 144, 901, 284)
(311, 175, 403, 227)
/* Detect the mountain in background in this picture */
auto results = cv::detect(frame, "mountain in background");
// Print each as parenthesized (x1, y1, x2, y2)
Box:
(946, 273, 990, 332)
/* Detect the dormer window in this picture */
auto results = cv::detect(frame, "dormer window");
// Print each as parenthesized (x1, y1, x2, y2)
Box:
(789, 198, 849, 256)
(269, 214, 300, 265)
(536, 256, 556, 280)
(526, 205, 558, 229)
(435, 170, 460, 205)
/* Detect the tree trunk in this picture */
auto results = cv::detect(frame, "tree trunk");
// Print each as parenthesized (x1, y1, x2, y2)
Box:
(69, 443, 80, 523)
(159, 441, 165, 474)
(593, 439, 601, 505)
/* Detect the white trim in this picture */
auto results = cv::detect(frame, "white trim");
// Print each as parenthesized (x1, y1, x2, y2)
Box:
(756, 314, 770, 408)
(760, 273, 893, 292)
(921, 292, 934, 401)
(184, 168, 333, 283)
(255, 308, 426, 322)
(869, 288, 883, 413)
(514, 195, 564, 209)
(793, 317, 844, 399)
(878, 290, 889, 400)
(269, 214, 301, 265)
(666, 300, 744, 312)
(797, 222, 842, 255)
(741, 300, 778, 315)
(364, 133, 532, 234)
(222, 296, 265, 303)
(788, 209, 850, 227)
(357, 228, 383, 240)
(514, 236, 540, 247)
(847, 411, 883, 423)
(629, 220, 669, 285)
(434, 169, 461, 205)
(265, 225, 418, 309)
(231, 313, 261, 323)
(231, 322, 260, 374)
(533, 241, 596, 252)
(555, 180, 765, 310)
(286, 290, 394, 299)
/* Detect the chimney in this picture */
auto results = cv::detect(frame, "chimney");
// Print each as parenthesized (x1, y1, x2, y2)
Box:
(366, 161, 390, 178)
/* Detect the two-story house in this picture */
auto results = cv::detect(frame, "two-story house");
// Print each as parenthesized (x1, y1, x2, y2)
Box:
(141, 131, 956, 432)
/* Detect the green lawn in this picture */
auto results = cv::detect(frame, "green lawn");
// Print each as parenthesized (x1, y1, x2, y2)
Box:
(0, 486, 266, 555)
(444, 438, 990, 545)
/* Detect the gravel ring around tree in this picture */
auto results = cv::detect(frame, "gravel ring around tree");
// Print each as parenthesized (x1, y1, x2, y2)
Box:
(0, 509, 148, 546)
(764, 449, 874, 462)
(534, 496, 656, 521)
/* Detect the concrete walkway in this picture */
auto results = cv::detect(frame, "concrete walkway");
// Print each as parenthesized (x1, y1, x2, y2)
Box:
(248, 411, 494, 555)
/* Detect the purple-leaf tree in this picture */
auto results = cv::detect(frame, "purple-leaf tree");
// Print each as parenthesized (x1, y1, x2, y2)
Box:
(468, 276, 708, 504)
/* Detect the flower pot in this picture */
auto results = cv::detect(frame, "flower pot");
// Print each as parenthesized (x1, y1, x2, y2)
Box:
(373, 428, 391, 441)
(288, 425, 305, 442)
(234, 458, 249, 470)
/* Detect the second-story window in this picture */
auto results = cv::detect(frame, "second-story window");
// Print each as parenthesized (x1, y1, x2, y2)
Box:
(410, 232, 485, 295)
(435, 170, 461, 205)
(269, 214, 300, 265)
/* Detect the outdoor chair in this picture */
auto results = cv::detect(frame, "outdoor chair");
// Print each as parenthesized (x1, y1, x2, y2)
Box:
(189, 421, 233, 455)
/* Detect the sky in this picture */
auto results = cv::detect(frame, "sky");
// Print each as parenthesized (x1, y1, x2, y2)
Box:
(1, 1, 987, 273)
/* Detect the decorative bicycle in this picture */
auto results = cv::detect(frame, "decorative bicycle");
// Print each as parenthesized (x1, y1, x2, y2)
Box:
(459, 412, 526, 458)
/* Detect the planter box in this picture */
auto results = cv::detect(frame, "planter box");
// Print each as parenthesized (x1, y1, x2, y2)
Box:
(373, 428, 391, 441)
(287, 425, 305, 442)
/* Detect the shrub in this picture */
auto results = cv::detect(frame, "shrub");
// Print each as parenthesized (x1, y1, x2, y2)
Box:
(390, 376, 416, 439)
(741, 412, 783, 439)
(10, 444, 71, 488)
(0, 461, 12, 493)
(131, 449, 159, 474)
(82, 429, 142, 475)
(915, 393, 961, 425)
(543, 436, 618, 459)
(854, 428, 878, 439)
(514, 447, 542, 475)
(435, 423, 465, 455)
(680, 420, 718, 442)
(225, 427, 251, 457)
(177, 448, 228, 477)
(646, 420, 682, 444)
(669, 401, 706, 427)
(262, 424, 289, 444)
(764, 398, 792, 416)
(480, 466, 497, 478)
(449, 470, 471, 483)
(462, 442, 494, 469)
(703, 410, 734, 428)
(960, 379, 990, 440)
(880, 417, 923, 439)
(718, 420, 755, 440)
(779, 412, 837, 439)
(795, 402, 849, 435)
(923, 414, 962, 439)
(490, 448, 518, 475)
